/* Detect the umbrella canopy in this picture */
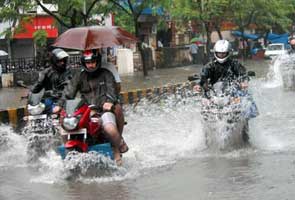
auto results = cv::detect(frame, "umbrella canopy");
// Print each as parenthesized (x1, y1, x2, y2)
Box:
(0, 50, 8, 56)
(190, 37, 205, 44)
(52, 26, 138, 50)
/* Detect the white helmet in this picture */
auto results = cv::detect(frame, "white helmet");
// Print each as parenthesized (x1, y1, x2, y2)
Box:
(213, 40, 232, 63)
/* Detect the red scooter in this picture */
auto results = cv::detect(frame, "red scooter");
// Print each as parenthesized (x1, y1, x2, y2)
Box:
(57, 98, 113, 159)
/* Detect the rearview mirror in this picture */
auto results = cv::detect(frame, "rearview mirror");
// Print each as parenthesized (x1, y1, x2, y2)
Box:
(188, 74, 200, 81)
(247, 71, 256, 77)
(16, 80, 28, 88)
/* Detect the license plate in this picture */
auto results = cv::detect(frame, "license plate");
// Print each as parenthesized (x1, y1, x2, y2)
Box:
(28, 114, 47, 120)
(60, 128, 87, 136)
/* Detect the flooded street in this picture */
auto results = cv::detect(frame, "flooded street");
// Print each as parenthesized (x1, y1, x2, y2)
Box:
(1, 58, 295, 200)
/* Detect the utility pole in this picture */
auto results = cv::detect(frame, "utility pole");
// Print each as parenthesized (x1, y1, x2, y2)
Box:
(83, 0, 87, 15)
(83, 0, 87, 25)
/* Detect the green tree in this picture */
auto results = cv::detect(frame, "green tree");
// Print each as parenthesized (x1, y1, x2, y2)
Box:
(170, 0, 230, 58)
(228, 0, 294, 58)
(252, 0, 294, 44)
(33, 30, 47, 48)
(109, 0, 170, 76)
(0, 0, 33, 58)
(35, 0, 112, 28)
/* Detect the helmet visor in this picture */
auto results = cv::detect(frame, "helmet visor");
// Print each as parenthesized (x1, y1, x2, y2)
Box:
(215, 52, 229, 59)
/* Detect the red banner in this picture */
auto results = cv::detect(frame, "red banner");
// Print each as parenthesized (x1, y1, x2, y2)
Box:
(14, 16, 58, 39)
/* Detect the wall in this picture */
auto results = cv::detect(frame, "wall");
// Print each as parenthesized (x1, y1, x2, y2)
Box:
(155, 46, 205, 68)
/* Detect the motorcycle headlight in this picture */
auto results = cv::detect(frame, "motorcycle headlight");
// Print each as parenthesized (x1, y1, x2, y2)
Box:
(62, 117, 79, 131)
(28, 103, 45, 115)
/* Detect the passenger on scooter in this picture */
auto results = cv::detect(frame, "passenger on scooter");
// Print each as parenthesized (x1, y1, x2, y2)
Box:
(53, 49, 128, 164)
(194, 39, 247, 92)
(100, 48, 125, 135)
(30, 48, 72, 112)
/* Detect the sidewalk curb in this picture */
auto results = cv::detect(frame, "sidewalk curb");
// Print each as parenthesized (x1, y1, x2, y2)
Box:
(0, 81, 196, 126)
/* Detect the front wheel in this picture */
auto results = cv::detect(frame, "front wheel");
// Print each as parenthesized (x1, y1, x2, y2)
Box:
(242, 121, 250, 144)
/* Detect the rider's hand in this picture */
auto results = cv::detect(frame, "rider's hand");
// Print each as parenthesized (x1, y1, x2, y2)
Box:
(52, 106, 62, 114)
(103, 102, 115, 112)
(193, 85, 202, 93)
(240, 81, 249, 90)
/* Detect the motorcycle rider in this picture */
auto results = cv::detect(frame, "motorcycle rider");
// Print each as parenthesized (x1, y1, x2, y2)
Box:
(53, 49, 128, 165)
(194, 39, 251, 142)
(194, 39, 247, 92)
(30, 48, 72, 112)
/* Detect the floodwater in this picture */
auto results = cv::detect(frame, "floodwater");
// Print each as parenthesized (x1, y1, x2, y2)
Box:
(1, 58, 295, 200)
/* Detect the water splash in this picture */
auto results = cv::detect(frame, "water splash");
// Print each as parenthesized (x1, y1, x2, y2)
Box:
(264, 54, 295, 89)
(0, 125, 27, 167)
(2, 79, 295, 184)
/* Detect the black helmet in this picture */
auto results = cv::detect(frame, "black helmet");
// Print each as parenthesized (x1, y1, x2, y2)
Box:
(51, 48, 69, 72)
(81, 49, 102, 73)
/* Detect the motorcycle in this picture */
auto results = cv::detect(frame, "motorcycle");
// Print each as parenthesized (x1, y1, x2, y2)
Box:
(17, 80, 62, 161)
(189, 72, 258, 150)
(23, 89, 60, 135)
(57, 98, 114, 160)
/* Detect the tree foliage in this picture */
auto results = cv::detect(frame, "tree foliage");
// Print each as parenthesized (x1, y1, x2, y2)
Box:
(33, 30, 48, 47)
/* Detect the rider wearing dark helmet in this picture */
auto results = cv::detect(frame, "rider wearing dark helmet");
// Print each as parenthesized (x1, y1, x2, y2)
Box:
(54, 49, 128, 165)
(31, 48, 72, 98)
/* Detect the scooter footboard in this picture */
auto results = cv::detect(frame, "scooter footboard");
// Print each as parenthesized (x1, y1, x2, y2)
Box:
(58, 143, 114, 160)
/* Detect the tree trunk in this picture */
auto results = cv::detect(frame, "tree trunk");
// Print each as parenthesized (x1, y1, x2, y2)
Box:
(216, 27, 223, 40)
(203, 23, 211, 65)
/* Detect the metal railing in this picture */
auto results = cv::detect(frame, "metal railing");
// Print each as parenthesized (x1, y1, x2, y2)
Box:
(0, 56, 81, 73)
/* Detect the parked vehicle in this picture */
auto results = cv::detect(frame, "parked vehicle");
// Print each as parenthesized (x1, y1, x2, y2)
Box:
(264, 43, 288, 59)
(22, 89, 61, 162)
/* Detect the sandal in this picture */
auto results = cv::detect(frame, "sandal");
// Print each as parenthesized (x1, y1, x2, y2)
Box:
(119, 139, 129, 153)
(116, 158, 123, 166)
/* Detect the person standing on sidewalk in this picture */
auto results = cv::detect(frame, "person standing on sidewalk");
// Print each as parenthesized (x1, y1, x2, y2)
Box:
(189, 42, 199, 64)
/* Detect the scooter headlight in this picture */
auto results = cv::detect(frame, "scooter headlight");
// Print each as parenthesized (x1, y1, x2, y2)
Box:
(27, 103, 45, 115)
(62, 117, 79, 131)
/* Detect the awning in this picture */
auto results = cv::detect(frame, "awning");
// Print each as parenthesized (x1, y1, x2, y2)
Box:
(119, 0, 164, 15)
(266, 33, 289, 45)
(231, 31, 260, 40)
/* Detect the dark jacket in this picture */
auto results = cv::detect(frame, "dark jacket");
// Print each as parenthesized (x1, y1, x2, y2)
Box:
(288, 48, 295, 54)
(58, 68, 117, 108)
(199, 58, 247, 88)
(31, 67, 72, 96)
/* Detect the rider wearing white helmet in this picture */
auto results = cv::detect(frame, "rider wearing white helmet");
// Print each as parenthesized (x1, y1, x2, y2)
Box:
(213, 39, 232, 63)
(195, 39, 247, 91)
